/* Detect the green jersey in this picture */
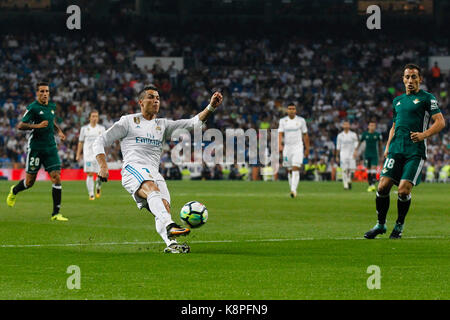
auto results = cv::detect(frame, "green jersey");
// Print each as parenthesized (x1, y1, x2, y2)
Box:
(22, 100, 57, 150)
(389, 89, 441, 159)
(360, 131, 382, 158)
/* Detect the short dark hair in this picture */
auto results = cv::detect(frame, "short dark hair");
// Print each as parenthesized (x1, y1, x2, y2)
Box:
(36, 81, 49, 90)
(138, 85, 158, 100)
(404, 64, 421, 76)
(287, 102, 296, 108)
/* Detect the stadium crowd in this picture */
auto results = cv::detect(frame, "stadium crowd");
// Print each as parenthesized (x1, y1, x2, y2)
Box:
(0, 32, 448, 180)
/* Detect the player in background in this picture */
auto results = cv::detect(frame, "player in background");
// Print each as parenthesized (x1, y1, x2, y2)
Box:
(354, 121, 383, 192)
(93, 85, 223, 253)
(76, 110, 106, 200)
(365, 64, 445, 239)
(335, 121, 358, 190)
(278, 103, 310, 198)
(6, 82, 68, 221)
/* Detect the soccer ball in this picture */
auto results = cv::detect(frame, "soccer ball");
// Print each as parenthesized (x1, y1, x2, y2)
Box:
(180, 201, 208, 228)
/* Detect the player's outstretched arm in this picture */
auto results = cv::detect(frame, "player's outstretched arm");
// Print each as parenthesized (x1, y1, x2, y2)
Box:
(96, 153, 109, 182)
(197, 92, 223, 122)
(92, 116, 129, 182)
(410, 113, 445, 143)
(17, 120, 48, 130)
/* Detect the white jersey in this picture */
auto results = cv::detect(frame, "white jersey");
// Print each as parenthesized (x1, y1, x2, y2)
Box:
(93, 113, 202, 171)
(336, 130, 358, 159)
(79, 124, 106, 161)
(278, 116, 308, 148)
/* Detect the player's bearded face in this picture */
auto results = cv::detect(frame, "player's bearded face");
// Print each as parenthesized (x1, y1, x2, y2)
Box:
(403, 69, 421, 93)
(37, 86, 49, 105)
(287, 107, 296, 118)
(140, 90, 160, 115)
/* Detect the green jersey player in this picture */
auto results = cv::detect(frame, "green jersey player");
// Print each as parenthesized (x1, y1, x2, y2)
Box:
(6, 82, 69, 221)
(365, 64, 445, 239)
(354, 122, 383, 192)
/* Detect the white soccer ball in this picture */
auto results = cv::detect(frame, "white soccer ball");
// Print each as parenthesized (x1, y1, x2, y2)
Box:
(179, 201, 208, 228)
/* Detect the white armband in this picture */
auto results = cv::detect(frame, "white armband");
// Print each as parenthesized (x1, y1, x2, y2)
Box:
(206, 104, 216, 112)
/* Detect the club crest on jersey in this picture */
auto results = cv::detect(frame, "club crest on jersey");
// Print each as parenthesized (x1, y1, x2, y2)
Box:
(413, 99, 420, 104)
(51, 110, 54, 114)
(156, 126, 161, 131)
(396, 101, 401, 106)
(134, 117, 141, 124)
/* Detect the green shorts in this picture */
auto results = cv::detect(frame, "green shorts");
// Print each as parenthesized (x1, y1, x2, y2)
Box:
(364, 155, 379, 168)
(380, 154, 425, 186)
(26, 147, 61, 174)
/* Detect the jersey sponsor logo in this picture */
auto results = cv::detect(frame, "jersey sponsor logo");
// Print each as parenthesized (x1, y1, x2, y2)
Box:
(413, 99, 420, 104)
(430, 99, 438, 110)
(135, 137, 162, 146)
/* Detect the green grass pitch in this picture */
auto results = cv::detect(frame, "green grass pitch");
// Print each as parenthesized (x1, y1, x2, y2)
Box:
(0, 180, 449, 299)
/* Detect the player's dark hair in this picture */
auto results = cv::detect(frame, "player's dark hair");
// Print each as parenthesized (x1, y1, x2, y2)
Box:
(36, 81, 49, 90)
(138, 85, 158, 100)
(287, 102, 296, 108)
(404, 63, 421, 76)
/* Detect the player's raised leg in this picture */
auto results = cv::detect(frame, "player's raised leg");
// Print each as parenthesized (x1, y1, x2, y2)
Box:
(136, 180, 190, 241)
(48, 170, 68, 221)
(6, 173, 36, 207)
(364, 176, 394, 239)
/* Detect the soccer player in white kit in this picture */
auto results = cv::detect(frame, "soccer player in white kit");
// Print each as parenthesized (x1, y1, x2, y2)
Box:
(335, 121, 358, 190)
(278, 103, 310, 198)
(76, 110, 106, 200)
(93, 85, 223, 253)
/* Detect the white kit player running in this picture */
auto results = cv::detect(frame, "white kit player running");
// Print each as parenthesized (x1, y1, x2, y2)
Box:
(278, 103, 310, 198)
(76, 110, 106, 200)
(335, 121, 358, 190)
(93, 85, 223, 254)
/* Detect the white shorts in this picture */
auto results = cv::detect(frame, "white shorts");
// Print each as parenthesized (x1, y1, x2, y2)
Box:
(282, 147, 303, 168)
(84, 159, 99, 173)
(121, 164, 170, 209)
(340, 158, 356, 170)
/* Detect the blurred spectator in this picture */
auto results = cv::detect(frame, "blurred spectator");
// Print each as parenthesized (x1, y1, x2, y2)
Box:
(212, 164, 223, 180)
(229, 163, 242, 180)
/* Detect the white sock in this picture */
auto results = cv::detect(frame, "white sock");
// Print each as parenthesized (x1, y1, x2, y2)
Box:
(155, 217, 176, 247)
(288, 172, 292, 188)
(147, 191, 174, 228)
(95, 176, 102, 192)
(86, 175, 94, 197)
(342, 170, 348, 188)
(291, 170, 299, 193)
